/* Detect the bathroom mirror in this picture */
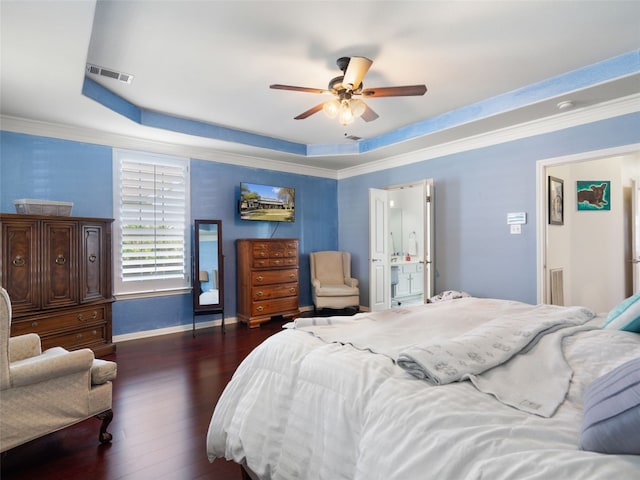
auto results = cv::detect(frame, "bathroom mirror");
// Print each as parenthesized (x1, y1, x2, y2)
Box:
(193, 220, 224, 331)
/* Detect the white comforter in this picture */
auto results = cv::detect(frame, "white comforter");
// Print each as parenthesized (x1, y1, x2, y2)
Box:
(207, 298, 640, 479)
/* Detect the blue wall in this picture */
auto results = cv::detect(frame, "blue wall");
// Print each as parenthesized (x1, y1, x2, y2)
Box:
(2, 112, 639, 335)
(340, 113, 640, 305)
(0, 131, 338, 335)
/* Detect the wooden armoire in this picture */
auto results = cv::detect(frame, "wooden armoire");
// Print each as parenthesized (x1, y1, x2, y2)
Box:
(1, 213, 115, 356)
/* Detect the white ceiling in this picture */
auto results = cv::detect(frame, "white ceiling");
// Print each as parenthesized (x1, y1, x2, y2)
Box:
(1, 1, 639, 175)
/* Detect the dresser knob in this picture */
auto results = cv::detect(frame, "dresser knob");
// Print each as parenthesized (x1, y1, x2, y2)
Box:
(289, 274, 296, 280)
(12, 255, 26, 267)
(256, 306, 264, 312)
(31, 321, 38, 328)
(289, 288, 295, 293)
(89, 254, 97, 263)
(256, 291, 263, 297)
(55, 254, 67, 265)
(259, 252, 266, 257)
(256, 275, 264, 282)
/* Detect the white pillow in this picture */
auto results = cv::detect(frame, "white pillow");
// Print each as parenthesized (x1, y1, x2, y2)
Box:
(602, 293, 640, 333)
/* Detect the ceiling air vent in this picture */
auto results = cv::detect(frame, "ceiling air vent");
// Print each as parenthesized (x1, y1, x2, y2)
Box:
(86, 63, 134, 84)
(345, 135, 362, 141)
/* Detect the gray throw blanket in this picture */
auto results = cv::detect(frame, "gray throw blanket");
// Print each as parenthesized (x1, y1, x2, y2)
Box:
(396, 305, 595, 384)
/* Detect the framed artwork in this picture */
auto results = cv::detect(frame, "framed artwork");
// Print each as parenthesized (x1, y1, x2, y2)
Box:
(548, 176, 564, 225)
(577, 181, 610, 211)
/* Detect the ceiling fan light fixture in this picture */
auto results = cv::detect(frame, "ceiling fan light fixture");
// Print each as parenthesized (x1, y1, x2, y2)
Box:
(323, 99, 340, 118)
(338, 100, 355, 125)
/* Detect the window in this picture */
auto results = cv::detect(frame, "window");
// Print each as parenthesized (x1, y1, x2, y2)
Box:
(113, 149, 190, 297)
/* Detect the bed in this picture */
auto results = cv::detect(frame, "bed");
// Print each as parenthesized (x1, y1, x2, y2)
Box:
(207, 297, 640, 479)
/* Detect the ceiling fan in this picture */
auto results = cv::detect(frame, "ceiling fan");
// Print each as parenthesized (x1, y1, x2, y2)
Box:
(270, 56, 427, 126)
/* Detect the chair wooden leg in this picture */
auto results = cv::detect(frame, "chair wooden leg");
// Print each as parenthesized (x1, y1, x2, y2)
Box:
(96, 409, 113, 444)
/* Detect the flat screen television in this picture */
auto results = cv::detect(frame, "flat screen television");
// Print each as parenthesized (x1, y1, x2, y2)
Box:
(239, 182, 295, 222)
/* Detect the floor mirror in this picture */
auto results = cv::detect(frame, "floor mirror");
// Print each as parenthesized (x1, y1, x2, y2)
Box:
(193, 219, 224, 334)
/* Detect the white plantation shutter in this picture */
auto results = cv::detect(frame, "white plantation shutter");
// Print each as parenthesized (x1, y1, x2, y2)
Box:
(113, 150, 190, 296)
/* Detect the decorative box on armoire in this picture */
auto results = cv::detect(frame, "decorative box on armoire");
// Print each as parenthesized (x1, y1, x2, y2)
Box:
(236, 238, 299, 328)
(1, 213, 115, 357)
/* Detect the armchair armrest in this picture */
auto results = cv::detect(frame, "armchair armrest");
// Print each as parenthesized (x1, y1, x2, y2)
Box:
(345, 278, 359, 288)
(8, 333, 42, 362)
(9, 347, 95, 388)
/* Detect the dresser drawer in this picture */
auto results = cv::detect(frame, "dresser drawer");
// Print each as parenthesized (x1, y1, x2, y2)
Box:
(11, 305, 107, 336)
(251, 269, 298, 286)
(40, 324, 107, 351)
(252, 256, 298, 268)
(252, 244, 297, 259)
(251, 297, 298, 317)
(252, 283, 298, 301)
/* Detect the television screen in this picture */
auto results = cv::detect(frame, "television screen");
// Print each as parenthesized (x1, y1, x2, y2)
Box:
(239, 182, 295, 222)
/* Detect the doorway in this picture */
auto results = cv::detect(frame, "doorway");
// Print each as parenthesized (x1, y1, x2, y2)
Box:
(369, 179, 434, 311)
(537, 147, 640, 311)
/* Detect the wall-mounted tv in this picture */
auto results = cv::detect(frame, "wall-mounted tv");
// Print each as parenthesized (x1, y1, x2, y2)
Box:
(239, 182, 295, 222)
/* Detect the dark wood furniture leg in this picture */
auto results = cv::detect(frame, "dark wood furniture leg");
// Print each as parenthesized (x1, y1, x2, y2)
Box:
(96, 409, 113, 444)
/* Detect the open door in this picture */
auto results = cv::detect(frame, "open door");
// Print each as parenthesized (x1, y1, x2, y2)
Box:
(369, 180, 435, 311)
(369, 188, 390, 311)
(632, 179, 640, 294)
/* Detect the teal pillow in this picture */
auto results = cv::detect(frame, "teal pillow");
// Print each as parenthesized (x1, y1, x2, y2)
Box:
(602, 293, 640, 333)
(580, 357, 640, 454)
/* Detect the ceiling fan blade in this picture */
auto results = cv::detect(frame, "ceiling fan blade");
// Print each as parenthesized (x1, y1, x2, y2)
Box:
(361, 104, 379, 122)
(342, 56, 373, 91)
(294, 103, 324, 120)
(270, 84, 327, 94)
(361, 85, 427, 97)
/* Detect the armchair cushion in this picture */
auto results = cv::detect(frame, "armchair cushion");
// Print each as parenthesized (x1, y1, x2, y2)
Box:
(315, 284, 360, 297)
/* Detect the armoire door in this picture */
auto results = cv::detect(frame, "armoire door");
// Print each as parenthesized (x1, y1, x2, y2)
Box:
(1, 218, 39, 314)
(41, 220, 78, 309)
(80, 222, 110, 303)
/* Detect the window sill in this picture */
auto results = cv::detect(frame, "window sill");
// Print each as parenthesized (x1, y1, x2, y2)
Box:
(114, 287, 192, 301)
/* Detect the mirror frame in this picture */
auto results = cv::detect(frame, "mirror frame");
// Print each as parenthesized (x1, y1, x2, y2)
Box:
(193, 219, 224, 315)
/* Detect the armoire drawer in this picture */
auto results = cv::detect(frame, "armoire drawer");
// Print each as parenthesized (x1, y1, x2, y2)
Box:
(11, 305, 107, 336)
(40, 324, 107, 351)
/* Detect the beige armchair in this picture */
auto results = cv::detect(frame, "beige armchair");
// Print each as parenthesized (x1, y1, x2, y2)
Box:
(0, 287, 116, 453)
(310, 251, 360, 313)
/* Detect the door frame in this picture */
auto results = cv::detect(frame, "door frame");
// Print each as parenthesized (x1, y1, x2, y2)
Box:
(535, 144, 640, 304)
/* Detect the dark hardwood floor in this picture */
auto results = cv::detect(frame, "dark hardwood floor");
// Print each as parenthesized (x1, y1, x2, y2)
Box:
(1, 318, 288, 480)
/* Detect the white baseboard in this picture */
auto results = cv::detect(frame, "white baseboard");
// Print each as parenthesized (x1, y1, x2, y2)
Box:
(114, 316, 237, 343)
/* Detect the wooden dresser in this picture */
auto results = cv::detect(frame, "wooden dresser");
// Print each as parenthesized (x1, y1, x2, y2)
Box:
(236, 238, 299, 328)
(1, 213, 115, 356)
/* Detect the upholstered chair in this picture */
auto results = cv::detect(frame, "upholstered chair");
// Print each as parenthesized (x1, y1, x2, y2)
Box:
(309, 251, 360, 313)
(0, 287, 116, 452)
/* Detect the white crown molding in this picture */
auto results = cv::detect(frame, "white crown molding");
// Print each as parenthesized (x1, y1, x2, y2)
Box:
(337, 93, 640, 179)
(0, 115, 339, 179)
(2, 93, 638, 182)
